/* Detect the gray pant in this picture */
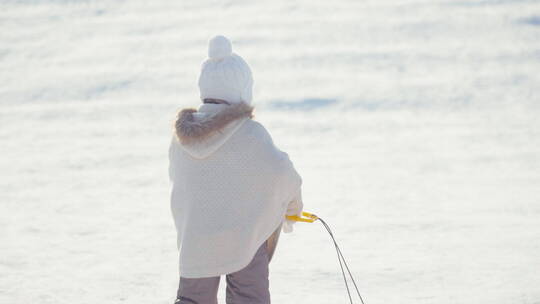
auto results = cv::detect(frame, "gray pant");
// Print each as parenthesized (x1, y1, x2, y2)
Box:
(175, 225, 281, 304)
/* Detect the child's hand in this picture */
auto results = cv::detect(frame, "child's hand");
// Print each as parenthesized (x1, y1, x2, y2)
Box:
(282, 218, 295, 233)
(283, 188, 303, 233)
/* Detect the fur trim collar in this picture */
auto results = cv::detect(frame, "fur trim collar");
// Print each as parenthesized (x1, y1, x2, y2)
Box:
(175, 102, 254, 144)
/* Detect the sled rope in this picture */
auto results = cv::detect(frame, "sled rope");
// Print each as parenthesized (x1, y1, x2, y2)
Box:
(286, 212, 366, 304)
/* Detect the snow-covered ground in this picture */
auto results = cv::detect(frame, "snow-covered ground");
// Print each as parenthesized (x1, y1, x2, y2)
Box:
(1, 0, 539, 303)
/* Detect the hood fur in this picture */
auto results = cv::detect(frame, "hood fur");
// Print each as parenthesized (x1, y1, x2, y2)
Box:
(175, 102, 255, 145)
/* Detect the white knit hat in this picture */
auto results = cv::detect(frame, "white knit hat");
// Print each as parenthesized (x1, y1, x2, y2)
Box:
(198, 35, 254, 105)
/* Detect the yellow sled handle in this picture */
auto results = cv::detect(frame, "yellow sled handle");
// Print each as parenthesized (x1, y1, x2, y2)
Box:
(285, 211, 319, 223)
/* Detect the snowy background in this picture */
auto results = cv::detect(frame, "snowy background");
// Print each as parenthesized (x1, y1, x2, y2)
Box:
(1, 0, 539, 303)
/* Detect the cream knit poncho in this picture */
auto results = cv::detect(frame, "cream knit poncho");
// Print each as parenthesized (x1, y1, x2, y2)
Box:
(169, 102, 303, 278)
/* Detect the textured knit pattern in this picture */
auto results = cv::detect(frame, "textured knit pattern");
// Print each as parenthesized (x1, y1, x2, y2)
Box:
(198, 35, 254, 104)
(169, 118, 303, 278)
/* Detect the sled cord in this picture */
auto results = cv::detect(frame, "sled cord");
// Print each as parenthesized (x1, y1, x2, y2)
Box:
(318, 217, 366, 304)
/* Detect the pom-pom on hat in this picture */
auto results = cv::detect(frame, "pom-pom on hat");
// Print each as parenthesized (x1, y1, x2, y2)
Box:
(198, 35, 254, 105)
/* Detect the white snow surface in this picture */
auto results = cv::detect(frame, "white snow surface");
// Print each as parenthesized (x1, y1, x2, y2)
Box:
(1, 0, 540, 303)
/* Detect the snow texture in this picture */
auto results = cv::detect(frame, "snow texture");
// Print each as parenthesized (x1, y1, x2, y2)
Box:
(1, 0, 539, 303)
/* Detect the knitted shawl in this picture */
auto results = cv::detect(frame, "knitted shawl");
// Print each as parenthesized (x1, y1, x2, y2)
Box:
(168, 102, 302, 278)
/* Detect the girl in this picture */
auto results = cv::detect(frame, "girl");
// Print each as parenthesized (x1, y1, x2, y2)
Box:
(168, 35, 304, 304)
